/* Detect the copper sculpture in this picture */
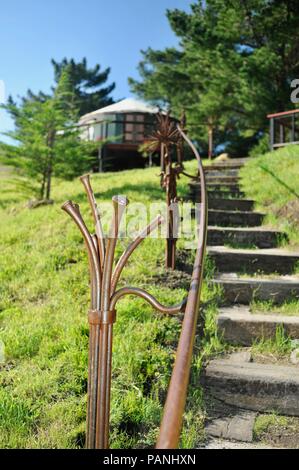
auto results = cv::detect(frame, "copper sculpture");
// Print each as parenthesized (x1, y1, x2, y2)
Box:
(146, 112, 186, 269)
(61, 121, 207, 449)
(62, 177, 186, 449)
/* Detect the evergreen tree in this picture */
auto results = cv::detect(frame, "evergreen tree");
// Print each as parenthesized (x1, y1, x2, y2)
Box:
(130, 0, 299, 155)
(16, 57, 115, 116)
(1, 67, 96, 200)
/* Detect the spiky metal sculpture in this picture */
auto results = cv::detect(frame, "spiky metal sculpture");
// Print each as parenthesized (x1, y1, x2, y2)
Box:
(145, 112, 186, 269)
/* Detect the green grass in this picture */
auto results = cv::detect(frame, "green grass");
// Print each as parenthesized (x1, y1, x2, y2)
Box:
(251, 325, 292, 358)
(239, 146, 299, 247)
(239, 147, 299, 319)
(251, 299, 299, 316)
(253, 413, 288, 440)
(0, 160, 221, 449)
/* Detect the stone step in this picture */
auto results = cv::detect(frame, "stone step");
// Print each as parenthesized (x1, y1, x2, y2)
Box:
(217, 305, 299, 345)
(201, 353, 299, 416)
(203, 159, 248, 171)
(205, 176, 240, 184)
(191, 190, 246, 201)
(207, 246, 299, 275)
(200, 438, 277, 449)
(208, 198, 255, 212)
(181, 196, 254, 212)
(204, 394, 257, 444)
(192, 210, 265, 229)
(190, 185, 245, 199)
(208, 190, 245, 199)
(207, 226, 283, 248)
(213, 273, 299, 304)
(204, 165, 243, 171)
(190, 182, 241, 193)
(206, 410, 257, 443)
(204, 169, 239, 177)
(207, 209, 265, 227)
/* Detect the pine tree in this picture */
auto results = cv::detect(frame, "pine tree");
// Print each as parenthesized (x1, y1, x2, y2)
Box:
(130, 0, 299, 155)
(1, 67, 96, 201)
(52, 58, 115, 114)
(15, 57, 115, 117)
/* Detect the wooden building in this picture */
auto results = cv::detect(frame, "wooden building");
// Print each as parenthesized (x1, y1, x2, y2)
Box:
(79, 98, 160, 172)
(267, 109, 299, 151)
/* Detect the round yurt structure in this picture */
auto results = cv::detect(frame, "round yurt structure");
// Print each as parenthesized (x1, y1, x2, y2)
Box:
(79, 98, 160, 172)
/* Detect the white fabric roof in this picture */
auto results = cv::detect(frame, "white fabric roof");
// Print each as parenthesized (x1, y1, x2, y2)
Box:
(79, 98, 160, 125)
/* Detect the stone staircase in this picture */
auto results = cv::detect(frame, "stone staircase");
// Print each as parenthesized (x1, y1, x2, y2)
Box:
(218, 305, 299, 345)
(207, 226, 284, 248)
(208, 246, 299, 274)
(188, 158, 299, 448)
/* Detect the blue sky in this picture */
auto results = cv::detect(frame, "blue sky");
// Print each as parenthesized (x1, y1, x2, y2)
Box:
(0, 0, 191, 138)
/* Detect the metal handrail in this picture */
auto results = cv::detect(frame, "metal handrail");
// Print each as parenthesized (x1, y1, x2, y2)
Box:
(156, 125, 208, 449)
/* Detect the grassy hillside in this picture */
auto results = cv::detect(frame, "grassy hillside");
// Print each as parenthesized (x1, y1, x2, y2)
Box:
(0, 161, 221, 449)
(239, 146, 299, 248)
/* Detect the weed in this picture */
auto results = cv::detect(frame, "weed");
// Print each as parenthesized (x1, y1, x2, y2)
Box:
(251, 325, 292, 357)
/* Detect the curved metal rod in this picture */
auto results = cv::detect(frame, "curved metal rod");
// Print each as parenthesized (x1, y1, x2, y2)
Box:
(96, 195, 132, 449)
(181, 170, 199, 180)
(92, 234, 99, 253)
(156, 124, 208, 449)
(101, 196, 129, 311)
(61, 201, 101, 304)
(111, 215, 164, 294)
(80, 174, 105, 270)
(110, 286, 186, 314)
(62, 200, 102, 448)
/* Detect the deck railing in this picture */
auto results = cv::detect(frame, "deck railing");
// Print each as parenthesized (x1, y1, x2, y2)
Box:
(267, 109, 299, 150)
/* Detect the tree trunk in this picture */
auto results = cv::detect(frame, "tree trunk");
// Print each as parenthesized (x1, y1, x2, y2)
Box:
(45, 129, 55, 200)
(46, 164, 52, 200)
(40, 171, 46, 200)
(208, 124, 213, 160)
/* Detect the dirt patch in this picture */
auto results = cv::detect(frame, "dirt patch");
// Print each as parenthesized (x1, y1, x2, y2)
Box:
(175, 249, 194, 274)
(151, 268, 191, 290)
(0, 361, 15, 372)
(254, 414, 299, 449)
(275, 199, 299, 226)
(251, 352, 295, 366)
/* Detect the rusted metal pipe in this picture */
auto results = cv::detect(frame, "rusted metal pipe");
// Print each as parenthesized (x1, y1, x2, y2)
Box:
(110, 286, 186, 313)
(156, 125, 208, 449)
(80, 174, 105, 270)
(96, 195, 128, 449)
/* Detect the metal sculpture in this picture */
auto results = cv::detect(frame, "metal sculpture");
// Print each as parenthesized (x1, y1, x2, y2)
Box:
(62, 176, 187, 449)
(146, 113, 185, 270)
(62, 121, 207, 450)
(146, 112, 201, 270)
